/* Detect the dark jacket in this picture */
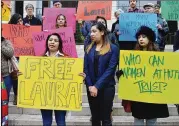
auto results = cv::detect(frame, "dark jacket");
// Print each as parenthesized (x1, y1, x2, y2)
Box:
(157, 14, 169, 51)
(128, 7, 144, 13)
(80, 21, 93, 38)
(173, 30, 179, 52)
(131, 101, 169, 119)
(111, 20, 119, 41)
(84, 44, 119, 90)
(23, 15, 42, 26)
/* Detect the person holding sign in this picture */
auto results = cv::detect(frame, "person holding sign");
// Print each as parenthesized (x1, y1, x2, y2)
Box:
(55, 14, 67, 28)
(9, 14, 24, 25)
(144, 3, 169, 51)
(40, 33, 67, 126)
(84, 22, 119, 126)
(53, 1, 62, 8)
(40, 33, 85, 126)
(131, 26, 169, 125)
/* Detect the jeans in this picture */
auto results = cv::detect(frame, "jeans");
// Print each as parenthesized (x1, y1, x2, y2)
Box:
(134, 118, 157, 126)
(41, 109, 66, 126)
(3, 75, 13, 100)
(87, 85, 115, 126)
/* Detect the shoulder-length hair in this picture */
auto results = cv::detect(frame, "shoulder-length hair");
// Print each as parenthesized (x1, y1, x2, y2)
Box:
(44, 33, 64, 55)
(8, 13, 22, 24)
(55, 14, 67, 28)
(86, 22, 111, 55)
(135, 41, 160, 51)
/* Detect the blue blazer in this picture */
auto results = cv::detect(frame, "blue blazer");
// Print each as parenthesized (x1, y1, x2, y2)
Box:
(84, 44, 119, 90)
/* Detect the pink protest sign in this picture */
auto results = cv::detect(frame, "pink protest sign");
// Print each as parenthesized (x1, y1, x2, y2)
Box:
(32, 27, 77, 58)
(43, 8, 76, 33)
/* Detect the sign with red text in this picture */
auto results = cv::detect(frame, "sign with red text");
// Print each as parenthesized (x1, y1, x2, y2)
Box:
(43, 8, 76, 32)
(77, 1, 112, 20)
(2, 24, 41, 56)
(32, 27, 77, 58)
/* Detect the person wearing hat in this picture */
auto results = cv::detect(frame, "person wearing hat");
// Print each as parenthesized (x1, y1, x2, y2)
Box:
(144, 3, 169, 51)
(143, 3, 155, 13)
(131, 26, 169, 126)
(53, 1, 62, 8)
(128, 0, 144, 13)
(154, 4, 160, 14)
(23, 4, 42, 26)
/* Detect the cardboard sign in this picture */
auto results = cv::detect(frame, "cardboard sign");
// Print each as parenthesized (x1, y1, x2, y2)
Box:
(2, 0, 11, 21)
(77, 1, 112, 20)
(32, 27, 77, 58)
(43, 8, 76, 32)
(2, 24, 41, 56)
(17, 56, 83, 111)
(119, 13, 158, 41)
(119, 50, 179, 104)
(161, 1, 179, 21)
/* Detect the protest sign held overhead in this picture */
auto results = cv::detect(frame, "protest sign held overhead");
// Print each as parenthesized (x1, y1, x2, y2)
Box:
(77, 1, 112, 20)
(161, 1, 179, 21)
(119, 13, 158, 41)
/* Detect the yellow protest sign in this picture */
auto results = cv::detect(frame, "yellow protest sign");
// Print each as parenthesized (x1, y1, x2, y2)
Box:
(2, 1, 11, 21)
(17, 56, 84, 111)
(118, 50, 179, 104)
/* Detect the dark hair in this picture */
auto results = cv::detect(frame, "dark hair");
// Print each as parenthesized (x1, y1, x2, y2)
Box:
(135, 26, 159, 51)
(95, 16, 108, 29)
(129, 0, 137, 3)
(86, 22, 111, 55)
(44, 33, 64, 55)
(8, 13, 22, 24)
(1, 37, 5, 41)
(53, 1, 61, 5)
(55, 14, 67, 28)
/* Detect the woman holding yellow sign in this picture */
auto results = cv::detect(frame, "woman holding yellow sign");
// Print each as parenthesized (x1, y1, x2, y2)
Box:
(131, 26, 169, 126)
(40, 33, 85, 126)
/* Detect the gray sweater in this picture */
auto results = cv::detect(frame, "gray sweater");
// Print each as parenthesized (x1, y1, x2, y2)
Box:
(1, 39, 14, 77)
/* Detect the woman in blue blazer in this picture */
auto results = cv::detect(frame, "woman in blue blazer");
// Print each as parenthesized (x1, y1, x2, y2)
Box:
(84, 22, 119, 126)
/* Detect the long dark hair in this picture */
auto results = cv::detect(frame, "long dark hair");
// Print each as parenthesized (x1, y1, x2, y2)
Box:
(135, 41, 159, 51)
(135, 26, 159, 51)
(44, 33, 64, 55)
(55, 14, 67, 28)
(86, 22, 111, 55)
(8, 13, 23, 24)
(95, 16, 108, 29)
